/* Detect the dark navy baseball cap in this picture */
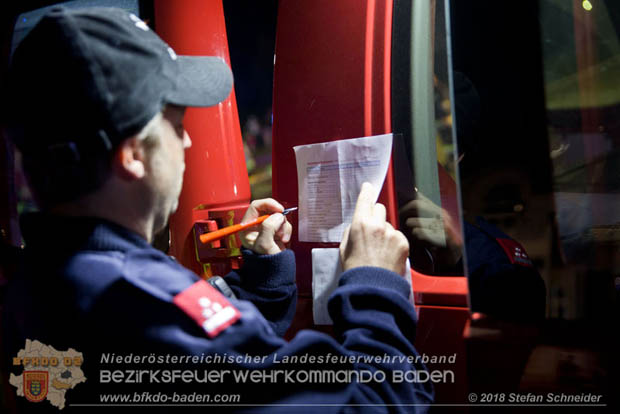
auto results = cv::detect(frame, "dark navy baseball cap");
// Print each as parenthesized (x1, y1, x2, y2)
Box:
(5, 6, 233, 159)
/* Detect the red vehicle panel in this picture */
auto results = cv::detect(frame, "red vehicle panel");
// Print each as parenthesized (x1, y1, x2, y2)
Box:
(272, 0, 469, 401)
(154, 0, 251, 277)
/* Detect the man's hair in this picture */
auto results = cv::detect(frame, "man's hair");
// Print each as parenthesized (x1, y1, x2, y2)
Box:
(17, 111, 163, 209)
(136, 111, 163, 151)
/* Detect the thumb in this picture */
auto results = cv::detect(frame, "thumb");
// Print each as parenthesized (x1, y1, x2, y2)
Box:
(339, 225, 351, 261)
(255, 213, 285, 254)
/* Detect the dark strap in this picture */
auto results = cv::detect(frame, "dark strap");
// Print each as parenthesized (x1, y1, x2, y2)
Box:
(207, 276, 237, 299)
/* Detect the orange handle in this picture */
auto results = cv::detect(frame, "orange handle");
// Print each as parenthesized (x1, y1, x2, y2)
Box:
(199, 215, 269, 244)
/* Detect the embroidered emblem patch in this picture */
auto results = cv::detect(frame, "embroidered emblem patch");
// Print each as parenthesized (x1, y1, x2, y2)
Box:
(173, 280, 241, 338)
(496, 238, 533, 267)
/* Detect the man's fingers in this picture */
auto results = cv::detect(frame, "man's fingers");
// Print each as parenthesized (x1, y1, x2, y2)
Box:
(339, 225, 351, 259)
(253, 198, 285, 212)
(274, 218, 292, 250)
(352, 182, 377, 221)
(372, 203, 387, 222)
(244, 232, 258, 243)
(393, 230, 410, 273)
(398, 193, 441, 218)
(240, 197, 293, 255)
(282, 220, 292, 243)
(242, 198, 284, 224)
(254, 213, 284, 253)
(398, 199, 418, 217)
(275, 217, 293, 243)
(405, 217, 439, 228)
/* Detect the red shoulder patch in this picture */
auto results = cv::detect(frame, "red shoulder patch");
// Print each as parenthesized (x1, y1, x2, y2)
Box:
(173, 280, 241, 338)
(495, 238, 533, 267)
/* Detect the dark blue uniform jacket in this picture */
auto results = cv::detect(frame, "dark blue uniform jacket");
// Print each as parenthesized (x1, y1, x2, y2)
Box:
(465, 217, 546, 322)
(2, 214, 433, 413)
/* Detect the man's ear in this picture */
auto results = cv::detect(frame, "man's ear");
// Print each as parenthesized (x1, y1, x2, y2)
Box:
(113, 136, 146, 180)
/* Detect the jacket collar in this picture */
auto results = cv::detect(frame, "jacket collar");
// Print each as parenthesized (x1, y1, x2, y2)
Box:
(20, 212, 152, 253)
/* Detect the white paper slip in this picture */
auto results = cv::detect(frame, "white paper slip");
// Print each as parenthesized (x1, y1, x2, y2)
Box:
(294, 134, 393, 242)
(312, 248, 413, 325)
(311, 248, 342, 325)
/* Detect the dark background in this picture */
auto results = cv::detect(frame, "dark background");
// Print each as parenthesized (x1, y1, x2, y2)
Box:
(223, 0, 278, 127)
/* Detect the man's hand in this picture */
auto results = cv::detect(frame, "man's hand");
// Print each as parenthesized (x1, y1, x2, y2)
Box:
(340, 183, 410, 275)
(240, 198, 292, 255)
(399, 192, 463, 266)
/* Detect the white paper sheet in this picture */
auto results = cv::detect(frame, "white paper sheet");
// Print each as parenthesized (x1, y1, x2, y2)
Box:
(293, 134, 393, 242)
(312, 248, 413, 325)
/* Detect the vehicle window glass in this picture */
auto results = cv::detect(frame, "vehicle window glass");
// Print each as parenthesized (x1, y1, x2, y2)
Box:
(448, 0, 619, 322)
(393, 0, 466, 277)
(540, 0, 620, 320)
(449, 0, 554, 321)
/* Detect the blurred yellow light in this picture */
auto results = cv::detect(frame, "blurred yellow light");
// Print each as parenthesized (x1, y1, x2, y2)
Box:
(582, 0, 593, 11)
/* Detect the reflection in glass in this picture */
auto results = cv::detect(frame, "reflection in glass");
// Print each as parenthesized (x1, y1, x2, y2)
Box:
(393, 0, 466, 277)
(541, 0, 620, 320)
(448, 0, 551, 321)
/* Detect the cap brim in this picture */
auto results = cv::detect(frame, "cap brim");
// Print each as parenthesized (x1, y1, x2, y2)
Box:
(166, 56, 233, 107)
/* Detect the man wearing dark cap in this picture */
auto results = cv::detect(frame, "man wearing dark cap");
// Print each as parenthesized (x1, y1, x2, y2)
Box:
(2, 7, 432, 412)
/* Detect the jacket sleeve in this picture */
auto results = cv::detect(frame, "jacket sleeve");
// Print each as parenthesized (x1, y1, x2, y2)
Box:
(87, 264, 433, 413)
(223, 249, 297, 336)
(465, 220, 546, 321)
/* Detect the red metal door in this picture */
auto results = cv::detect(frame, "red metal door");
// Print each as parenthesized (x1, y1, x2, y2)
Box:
(272, 0, 469, 402)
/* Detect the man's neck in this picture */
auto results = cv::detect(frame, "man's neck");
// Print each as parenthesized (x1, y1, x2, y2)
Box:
(51, 191, 156, 243)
